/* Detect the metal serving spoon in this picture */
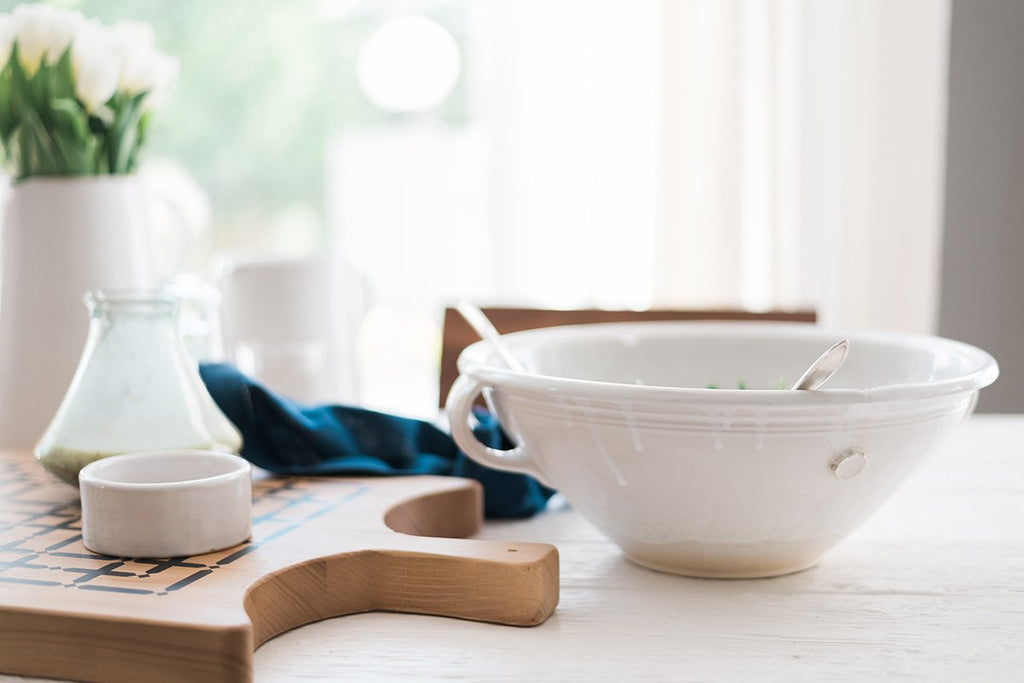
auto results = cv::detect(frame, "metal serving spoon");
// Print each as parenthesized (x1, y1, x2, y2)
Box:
(455, 300, 526, 372)
(457, 300, 848, 391)
(790, 339, 850, 390)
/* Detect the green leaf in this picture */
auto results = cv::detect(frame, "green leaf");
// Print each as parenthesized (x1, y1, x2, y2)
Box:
(10, 47, 47, 116)
(51, 97, 91, 144)
(51, 48, 75, 101)
(88, 113, 107, 135)
(5, 125, 25, 177)
(0, 70, 13, 139)
(52, 132, 97, 175)
(130, 111, 154, 172)
(50, 98, 99, 174)
(8, 46, 33, 113)
(105, 92, 147, 174)
(18, 103, 65, 179)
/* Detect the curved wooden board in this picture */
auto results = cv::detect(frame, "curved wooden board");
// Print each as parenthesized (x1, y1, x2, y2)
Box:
(0, 451, 559, 682)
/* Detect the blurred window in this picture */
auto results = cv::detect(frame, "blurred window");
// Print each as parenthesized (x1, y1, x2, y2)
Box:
(2, 0, 951, 418)
(0, 0, 470, 261)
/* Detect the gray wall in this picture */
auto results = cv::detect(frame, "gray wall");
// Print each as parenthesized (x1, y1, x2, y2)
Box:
(940, 0, 1024, 413)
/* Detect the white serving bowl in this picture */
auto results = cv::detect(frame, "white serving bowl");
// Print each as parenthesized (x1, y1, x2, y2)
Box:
(446, 322, 998, 578)
(79, 450, 252, 558)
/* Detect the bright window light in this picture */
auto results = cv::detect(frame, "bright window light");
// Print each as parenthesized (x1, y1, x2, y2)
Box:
(356, 15, 462, 114)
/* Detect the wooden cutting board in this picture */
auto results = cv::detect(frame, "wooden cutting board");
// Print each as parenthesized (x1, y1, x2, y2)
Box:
(0, 450, 559, 682)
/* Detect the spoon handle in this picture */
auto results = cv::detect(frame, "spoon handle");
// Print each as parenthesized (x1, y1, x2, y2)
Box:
(790, 339, 850, 391)
(456, 301, 526, 372)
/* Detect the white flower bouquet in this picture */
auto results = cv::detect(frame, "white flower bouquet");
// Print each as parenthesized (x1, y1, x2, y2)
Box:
(0, 3, 177, 182)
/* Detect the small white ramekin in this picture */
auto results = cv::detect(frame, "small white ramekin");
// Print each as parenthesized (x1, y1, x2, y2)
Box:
(79, 450, 252, 558)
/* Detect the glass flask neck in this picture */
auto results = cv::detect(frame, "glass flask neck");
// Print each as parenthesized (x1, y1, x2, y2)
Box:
(85, 289, 179, 318)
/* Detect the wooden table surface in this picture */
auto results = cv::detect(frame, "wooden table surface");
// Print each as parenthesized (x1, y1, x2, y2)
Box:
(5, 414, 1023, 681)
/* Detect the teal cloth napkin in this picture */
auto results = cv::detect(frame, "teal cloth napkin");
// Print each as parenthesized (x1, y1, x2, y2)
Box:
(199, 363, 555, 518)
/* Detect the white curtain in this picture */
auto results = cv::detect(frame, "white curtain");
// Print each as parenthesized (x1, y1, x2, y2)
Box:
(329, 0, 952, 415)
(466, 0, 661, 310)
(471, 0, 951, 332)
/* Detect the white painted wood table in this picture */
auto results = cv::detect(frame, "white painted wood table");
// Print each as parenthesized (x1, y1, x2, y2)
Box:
(6, 414, 1023, 681)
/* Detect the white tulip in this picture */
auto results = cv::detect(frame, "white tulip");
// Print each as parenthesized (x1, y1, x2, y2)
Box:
(104, 20, 177, 111)
(109, 21, 156, 94)
(43, 8, 86, 65)
(12, 3, 54, 74)
(71, 23, 118, 112)
(140, 52, 178, 112)
(0, 15, 14, 68)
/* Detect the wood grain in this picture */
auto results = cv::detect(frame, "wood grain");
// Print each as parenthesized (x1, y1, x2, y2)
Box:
(251, 414, 1024, 682)
(0, 451, 559, 683)
(6, 418, 1020, 682)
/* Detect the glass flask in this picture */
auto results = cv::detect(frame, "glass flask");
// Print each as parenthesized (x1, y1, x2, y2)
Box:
(36, 289, 243, 485)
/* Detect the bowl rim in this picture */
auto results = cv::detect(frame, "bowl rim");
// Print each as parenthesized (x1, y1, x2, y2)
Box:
(455, 321, 999, 405)
(78, 450, 250, 491)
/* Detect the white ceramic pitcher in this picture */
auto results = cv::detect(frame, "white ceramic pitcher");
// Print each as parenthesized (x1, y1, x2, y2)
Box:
(0, 175, 172, 450)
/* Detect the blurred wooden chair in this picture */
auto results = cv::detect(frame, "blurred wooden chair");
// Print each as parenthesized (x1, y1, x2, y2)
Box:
(438, 306, 817, 408)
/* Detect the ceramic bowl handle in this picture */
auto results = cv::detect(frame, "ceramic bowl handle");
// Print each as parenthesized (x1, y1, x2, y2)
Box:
(445, 374, 551, 486)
